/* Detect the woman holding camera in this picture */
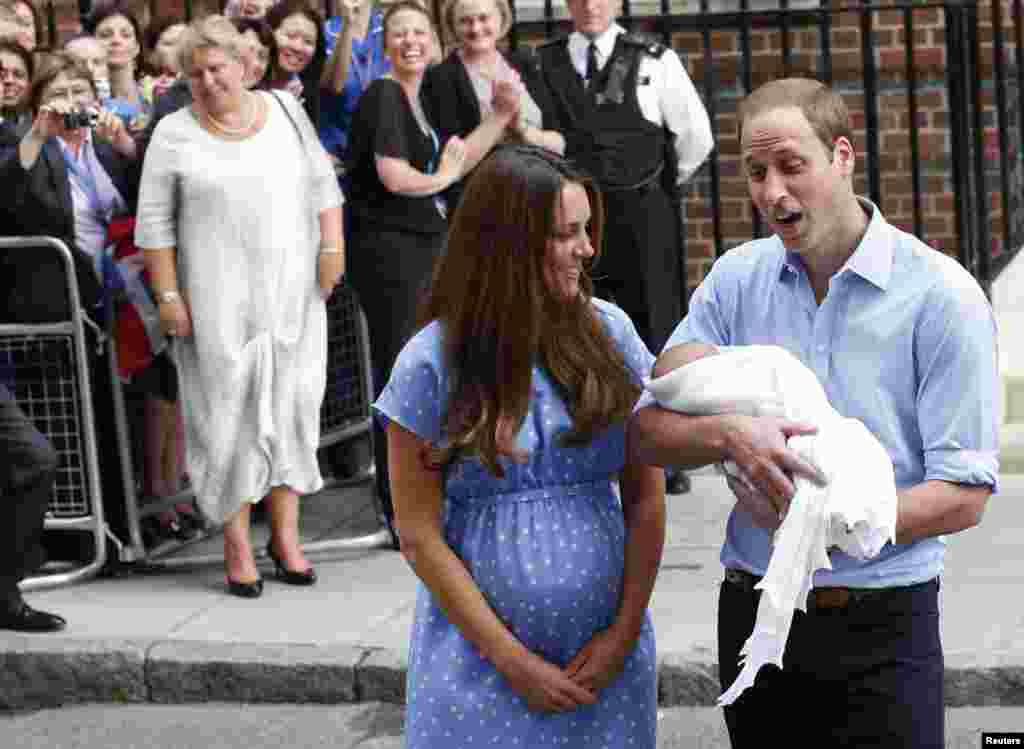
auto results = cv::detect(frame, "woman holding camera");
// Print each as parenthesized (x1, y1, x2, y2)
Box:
(0, 52, 140, 546)
(1, 52, 138, 311)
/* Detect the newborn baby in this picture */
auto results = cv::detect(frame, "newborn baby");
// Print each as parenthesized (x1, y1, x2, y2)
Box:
(646, 342, 898, 705)
(651, 342, 830, 495)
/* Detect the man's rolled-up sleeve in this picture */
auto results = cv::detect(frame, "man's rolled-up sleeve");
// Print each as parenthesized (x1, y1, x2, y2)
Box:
(916, 278, 1001, 493)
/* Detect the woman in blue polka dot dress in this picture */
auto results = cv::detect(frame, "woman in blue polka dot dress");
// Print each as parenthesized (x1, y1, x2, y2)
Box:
(373, 145, 666, 748)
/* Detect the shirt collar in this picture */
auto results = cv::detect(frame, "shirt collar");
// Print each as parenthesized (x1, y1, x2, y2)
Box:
(780, 197, 894, 291)
(570, 22, 624, 63)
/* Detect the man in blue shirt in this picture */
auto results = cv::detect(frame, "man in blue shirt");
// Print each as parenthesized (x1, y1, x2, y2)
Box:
(629, 78, 1000, 748)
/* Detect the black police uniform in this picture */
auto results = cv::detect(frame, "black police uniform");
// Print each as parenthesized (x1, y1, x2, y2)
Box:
(538, 33, 682, 353)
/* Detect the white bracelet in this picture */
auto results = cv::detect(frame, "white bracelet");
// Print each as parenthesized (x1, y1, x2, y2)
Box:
(319, 246, 343, 255)
(156, 290, 181, 304)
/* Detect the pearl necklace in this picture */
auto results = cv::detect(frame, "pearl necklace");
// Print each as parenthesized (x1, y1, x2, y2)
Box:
(204, 92, 255, 136)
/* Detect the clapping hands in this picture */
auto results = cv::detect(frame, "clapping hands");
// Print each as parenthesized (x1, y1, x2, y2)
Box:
(491, 77, 523, 121)
(339, 0, 367, 22)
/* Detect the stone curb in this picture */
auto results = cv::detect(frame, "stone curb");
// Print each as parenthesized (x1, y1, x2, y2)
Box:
(0, 637, 149, 710)
(1, 638, 1023, 710)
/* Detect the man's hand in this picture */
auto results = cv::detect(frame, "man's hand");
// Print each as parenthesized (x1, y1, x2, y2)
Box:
(721, 414, 826, 522)
(726, 472, 786, 531)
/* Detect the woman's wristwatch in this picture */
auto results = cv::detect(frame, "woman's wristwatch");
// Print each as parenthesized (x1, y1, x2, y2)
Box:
(156, 290, 182, 304)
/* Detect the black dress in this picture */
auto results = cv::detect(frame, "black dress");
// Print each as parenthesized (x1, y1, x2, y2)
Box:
(345, 77, 447, 520)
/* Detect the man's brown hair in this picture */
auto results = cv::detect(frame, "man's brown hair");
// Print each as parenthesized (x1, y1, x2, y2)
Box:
(739, 77, 853, 154)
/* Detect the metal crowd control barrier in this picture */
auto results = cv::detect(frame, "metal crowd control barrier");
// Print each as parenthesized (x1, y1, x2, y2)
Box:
(112, 281, 391, 570)
(0, 237, 108, 592)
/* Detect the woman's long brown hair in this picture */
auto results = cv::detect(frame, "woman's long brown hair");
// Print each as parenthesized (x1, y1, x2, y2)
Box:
(420, 146, 642, 477)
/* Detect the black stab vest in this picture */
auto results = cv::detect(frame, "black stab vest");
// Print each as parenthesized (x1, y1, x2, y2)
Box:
(538, 34, 667, 191)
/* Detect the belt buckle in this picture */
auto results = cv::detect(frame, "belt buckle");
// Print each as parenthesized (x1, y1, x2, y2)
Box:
(809, 586, 851, 612)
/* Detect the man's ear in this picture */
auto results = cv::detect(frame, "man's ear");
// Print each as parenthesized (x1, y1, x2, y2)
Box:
(832, 136, 855, 176)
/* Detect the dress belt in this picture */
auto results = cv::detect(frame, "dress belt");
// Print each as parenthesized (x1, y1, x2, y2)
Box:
(447, 479, 614, 507)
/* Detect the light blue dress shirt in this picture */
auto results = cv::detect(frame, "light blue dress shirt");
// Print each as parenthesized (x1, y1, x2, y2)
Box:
(664, 199, 1000, 588)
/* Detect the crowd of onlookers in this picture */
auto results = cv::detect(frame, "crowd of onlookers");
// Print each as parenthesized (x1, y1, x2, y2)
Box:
(0, 0, 713, 569)
(1, 0, 369, 548)
(0, 0, 584, 548)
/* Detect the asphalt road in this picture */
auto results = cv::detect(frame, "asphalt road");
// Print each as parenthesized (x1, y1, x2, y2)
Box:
(3, 703, 1022, 748)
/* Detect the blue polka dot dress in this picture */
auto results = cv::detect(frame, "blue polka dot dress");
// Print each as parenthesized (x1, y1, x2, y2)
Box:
(373, 299, 658, 749)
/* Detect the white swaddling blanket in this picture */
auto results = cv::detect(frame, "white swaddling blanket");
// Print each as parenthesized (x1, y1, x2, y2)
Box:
(645, 345, 897, 705)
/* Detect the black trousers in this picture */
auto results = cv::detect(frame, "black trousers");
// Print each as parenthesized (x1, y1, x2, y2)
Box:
(593, 186, 683, 354)
(718, 574, 945, 748)
(0, 384, 58, 603)
(347, 225, 444, 520)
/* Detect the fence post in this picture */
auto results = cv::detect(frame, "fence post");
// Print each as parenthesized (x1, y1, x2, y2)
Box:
(992, 0, 1012, 261)
(968, 0, 993, 293)
(946, 2, 972, 272)
(860, 3, 881, 205)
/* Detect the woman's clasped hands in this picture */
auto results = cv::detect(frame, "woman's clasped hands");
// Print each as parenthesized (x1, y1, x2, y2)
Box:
(497, 622, 638, 714)
(564, 623, 638, 695)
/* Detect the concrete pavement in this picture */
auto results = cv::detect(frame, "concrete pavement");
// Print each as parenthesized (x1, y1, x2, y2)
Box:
(2, 474, 1023, 711)
(6, 703, 1024, 748)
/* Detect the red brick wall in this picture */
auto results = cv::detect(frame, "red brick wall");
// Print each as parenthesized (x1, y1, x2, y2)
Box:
(669, 3, 990, 289)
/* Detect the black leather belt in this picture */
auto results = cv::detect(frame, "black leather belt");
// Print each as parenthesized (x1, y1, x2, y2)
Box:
(724, 567, 936, 613)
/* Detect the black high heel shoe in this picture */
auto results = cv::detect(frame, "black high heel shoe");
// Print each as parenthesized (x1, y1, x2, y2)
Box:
(226, 576, 264, 598)
(266, 542, 317, 586)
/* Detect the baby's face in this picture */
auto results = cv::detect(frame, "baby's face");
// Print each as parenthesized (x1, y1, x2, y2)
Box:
(652, 342, 720, 380)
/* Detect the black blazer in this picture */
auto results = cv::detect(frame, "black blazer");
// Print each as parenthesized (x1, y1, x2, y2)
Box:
(0, 138, 140, 322)
(422, 47, 558, 211)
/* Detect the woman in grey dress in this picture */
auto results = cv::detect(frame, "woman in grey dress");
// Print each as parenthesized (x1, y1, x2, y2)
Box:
(136, 15, 344, 598)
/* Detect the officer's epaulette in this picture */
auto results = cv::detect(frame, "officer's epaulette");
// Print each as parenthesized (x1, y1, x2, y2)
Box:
(620, 33, 668, 58)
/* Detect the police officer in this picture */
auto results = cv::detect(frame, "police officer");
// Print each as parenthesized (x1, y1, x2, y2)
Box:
(537, 0, 712, 353)
(537, 0, 712, 494)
